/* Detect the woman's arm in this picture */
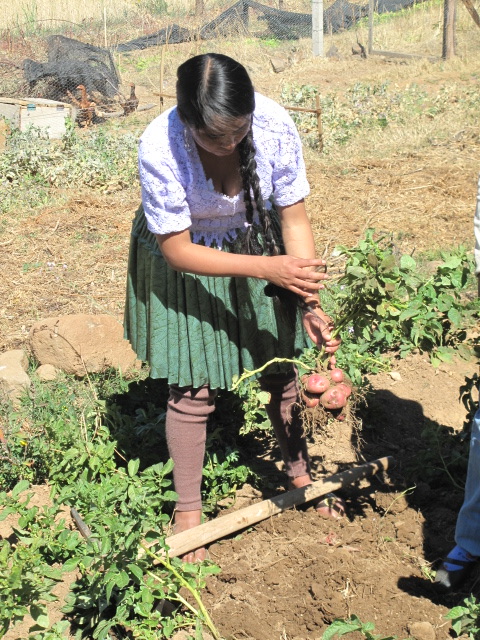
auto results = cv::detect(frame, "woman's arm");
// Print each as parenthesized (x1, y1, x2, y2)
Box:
(277, 199, 340, 353)
(156, 229, 329, 298)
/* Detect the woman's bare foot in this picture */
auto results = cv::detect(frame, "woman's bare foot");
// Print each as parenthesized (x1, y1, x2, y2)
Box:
(289, 474, 346, 519)
(174, 510, 207, 563)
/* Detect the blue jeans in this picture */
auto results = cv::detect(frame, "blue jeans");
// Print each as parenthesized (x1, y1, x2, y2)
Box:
(455, 405, 480, 557)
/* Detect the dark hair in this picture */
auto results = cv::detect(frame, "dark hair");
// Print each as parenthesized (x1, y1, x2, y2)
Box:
(176, 53, 254, 130)
(177, 53, 281, 258)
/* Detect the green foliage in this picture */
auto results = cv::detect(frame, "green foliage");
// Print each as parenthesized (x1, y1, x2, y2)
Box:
(0, 481, 83, 636)
(446, 595, 480, 639)
(202, 449, 253, 512)
(0, 121, 139, 214)
(0, 369, 259, 637)
(280, 82, 480, 151)
(322, 614, 399, 640)
(329, 229, 479, 367)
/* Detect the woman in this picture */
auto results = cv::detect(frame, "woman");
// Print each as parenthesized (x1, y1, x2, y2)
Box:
(125, 53, 343, 562)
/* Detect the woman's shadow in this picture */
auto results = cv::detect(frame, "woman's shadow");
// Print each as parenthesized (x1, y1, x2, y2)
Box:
(352, 383, 480, 607)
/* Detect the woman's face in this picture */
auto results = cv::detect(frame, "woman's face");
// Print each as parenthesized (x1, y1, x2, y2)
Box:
(189, 115, 251, 157)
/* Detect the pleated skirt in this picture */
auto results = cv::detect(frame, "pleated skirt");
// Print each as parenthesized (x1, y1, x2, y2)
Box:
(124, 206, 310, 389)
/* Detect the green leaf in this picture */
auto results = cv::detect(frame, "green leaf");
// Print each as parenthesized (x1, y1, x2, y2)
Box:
(379, 255, 396, 272)
(400, 254, 416, 270)
(127, 563, 144, 581)
(256, 390, 271, 404)
(11, 479, 30, 498)
(62, 557, 80, 572)
(116, 570, 130, 589)
(447, 307, 462, 326)
(322, 618, 362, 640)
(128, 458, 140, 477)
(30, 604, 50, 629)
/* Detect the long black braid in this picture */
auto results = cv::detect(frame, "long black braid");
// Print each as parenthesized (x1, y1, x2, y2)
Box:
(238, 128, 304, 319)
(238, 128, 281, 258)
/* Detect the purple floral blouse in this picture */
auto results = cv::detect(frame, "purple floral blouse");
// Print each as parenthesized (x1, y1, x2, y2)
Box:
(138, 92, 310, 247)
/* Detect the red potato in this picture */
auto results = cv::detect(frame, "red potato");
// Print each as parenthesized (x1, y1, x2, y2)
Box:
(304, 373, 330, 394)
(302, 391, 320, 408)
(329, 368, 344, 383)
(320, 386, 347, 410)
(335, 382, 352, 398)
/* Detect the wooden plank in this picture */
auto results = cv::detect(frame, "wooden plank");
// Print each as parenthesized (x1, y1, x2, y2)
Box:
(141, 456, 393, 560)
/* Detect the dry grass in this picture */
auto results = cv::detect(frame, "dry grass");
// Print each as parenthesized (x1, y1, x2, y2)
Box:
(0, 0, 313, 31)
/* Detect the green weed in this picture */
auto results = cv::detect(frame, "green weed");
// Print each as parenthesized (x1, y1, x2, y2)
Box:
(446, 595, 480, 639)
(322, 614, 400, 639)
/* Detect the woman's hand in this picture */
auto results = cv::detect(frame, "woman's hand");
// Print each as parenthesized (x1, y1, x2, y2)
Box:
(262, 255, 329, 298)
(302, 307, 341, 359)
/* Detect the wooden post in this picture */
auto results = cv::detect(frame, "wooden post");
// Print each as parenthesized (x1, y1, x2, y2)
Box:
(103, 6, 108, 49)
(460, 0, 480, 28)
(312, 0, 324, 57)
(159, 46, 165, 112)
(442, 0, 456, 59)
(315, 94, 323, 152)
(195, 0, 204, 16)
(368, 0, 374, 54)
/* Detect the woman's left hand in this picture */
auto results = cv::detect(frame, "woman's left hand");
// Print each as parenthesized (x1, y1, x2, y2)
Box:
(302, 308, 341, 360)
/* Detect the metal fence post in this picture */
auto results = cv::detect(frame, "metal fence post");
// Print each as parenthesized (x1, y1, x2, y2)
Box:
(312, 0, 324, 57)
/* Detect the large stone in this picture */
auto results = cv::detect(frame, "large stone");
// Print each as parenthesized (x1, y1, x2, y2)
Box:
(29, 315, 140, 377)
(0, 349, 31, 404)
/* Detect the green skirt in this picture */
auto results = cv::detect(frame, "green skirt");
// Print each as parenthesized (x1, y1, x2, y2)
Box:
(124, 206, 310, 389)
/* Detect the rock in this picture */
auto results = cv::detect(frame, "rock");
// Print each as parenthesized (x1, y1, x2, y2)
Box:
(36, 363, 59, 381)
(29, 315, 140, 377)
(389, 371, 402, 381)
(407, 621, 436, 640)
(270, 57, 288, 73)
(0, 349, 31, 405)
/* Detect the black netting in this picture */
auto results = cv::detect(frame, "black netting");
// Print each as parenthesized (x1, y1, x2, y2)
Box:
(23, 35, 120, 101)
(115, 0, 421, 52)
(21, 0, 426, 102)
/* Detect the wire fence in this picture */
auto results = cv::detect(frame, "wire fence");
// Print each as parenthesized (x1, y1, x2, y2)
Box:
(0, 0, 479, 134)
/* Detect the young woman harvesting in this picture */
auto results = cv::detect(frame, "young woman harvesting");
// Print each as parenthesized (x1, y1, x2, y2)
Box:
(125, 53, 344, 562)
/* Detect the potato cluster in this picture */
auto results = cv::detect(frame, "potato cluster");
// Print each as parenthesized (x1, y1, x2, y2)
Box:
(301, 368, 352, 421)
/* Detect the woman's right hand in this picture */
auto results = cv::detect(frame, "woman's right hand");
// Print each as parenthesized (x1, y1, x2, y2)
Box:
(262, 255, 329, 298)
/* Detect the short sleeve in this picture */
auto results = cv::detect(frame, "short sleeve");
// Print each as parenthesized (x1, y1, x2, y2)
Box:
(270, 114, 310, 208)
(138, 117, 192, 236)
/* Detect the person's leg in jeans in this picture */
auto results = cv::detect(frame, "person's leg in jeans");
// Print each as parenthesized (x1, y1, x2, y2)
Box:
(435, 405, 480, 589)
(259, 369, 345, 518)
(165, 384, 217, 562)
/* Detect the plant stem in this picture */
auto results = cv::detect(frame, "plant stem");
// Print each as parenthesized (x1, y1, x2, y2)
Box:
(140, 543, 222, 640)
(230, 357, 309, 392)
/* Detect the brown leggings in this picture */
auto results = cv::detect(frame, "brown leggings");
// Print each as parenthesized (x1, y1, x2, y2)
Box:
(166, 370, 310, 511)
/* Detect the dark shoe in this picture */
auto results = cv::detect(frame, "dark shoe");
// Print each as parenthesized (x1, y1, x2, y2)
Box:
(434, 556, 477, 591)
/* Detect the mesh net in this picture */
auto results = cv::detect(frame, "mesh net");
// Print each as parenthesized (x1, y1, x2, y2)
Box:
(23, 34, 120, 102)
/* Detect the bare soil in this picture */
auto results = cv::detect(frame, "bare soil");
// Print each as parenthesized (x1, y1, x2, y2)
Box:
(1, 41, 480, 640)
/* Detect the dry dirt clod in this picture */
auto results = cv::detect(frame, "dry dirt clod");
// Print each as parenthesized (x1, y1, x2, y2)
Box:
(407, 621, 436, 640)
